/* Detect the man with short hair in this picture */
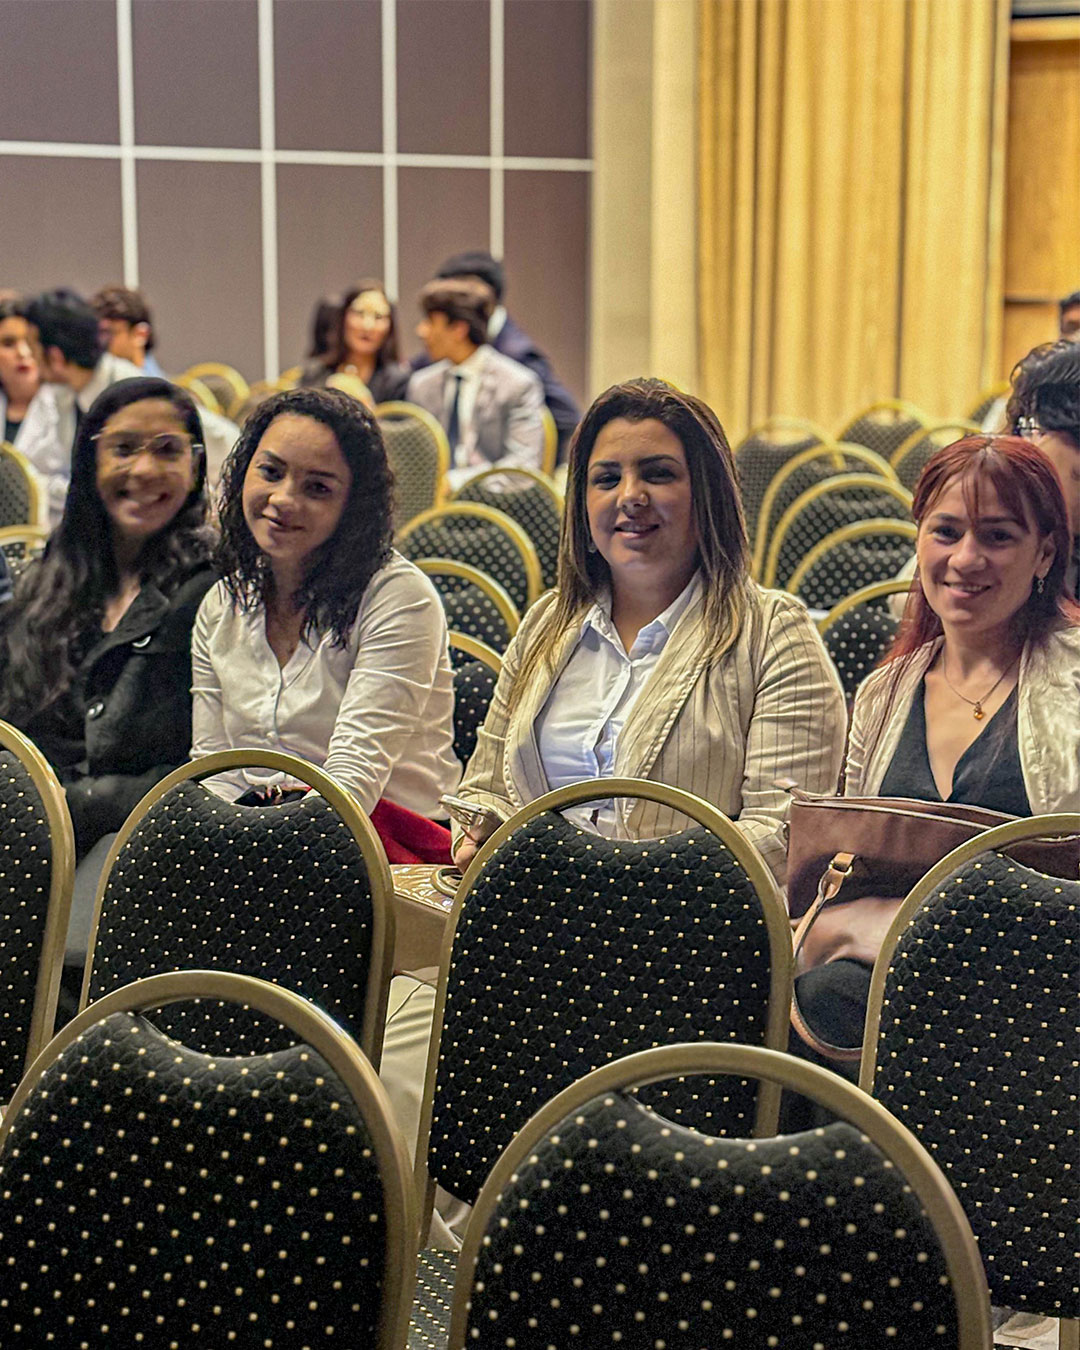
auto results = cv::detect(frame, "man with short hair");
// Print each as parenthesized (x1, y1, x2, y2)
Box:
(91, 284, 165, 376)
(1059, 289, 1080, 343)
(420, 249, 581, 458)
(406, 277, 545, 490)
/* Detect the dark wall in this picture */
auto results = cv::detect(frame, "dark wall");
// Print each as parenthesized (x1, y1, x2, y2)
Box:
(0, 0, 591, 401)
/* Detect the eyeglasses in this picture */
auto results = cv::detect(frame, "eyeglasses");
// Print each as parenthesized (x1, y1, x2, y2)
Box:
(347, 304, 391, 324)
(92, 431, 200, 461)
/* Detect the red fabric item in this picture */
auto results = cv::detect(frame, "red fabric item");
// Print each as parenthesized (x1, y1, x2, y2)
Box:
(370, 799, 453, 865)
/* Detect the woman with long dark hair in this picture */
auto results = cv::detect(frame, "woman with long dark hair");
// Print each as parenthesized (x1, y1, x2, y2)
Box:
(452, 377, 847, 879)
(298, 279, 410, 404)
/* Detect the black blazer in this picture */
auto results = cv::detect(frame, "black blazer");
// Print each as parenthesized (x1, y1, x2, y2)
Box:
(20, 564, 216, 857)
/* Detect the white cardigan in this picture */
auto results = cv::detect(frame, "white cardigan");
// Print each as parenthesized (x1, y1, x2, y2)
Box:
(845, 626, 1080, 813)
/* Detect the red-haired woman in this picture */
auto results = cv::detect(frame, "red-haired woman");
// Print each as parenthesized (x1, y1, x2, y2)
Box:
(798, 435, 1080, 1055)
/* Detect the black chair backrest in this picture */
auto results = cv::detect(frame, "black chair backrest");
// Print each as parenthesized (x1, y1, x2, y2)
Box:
(822, 599, 901, 698)
(772, 482, 911, 589)
(0, 446, 33, 529)
(429, 570, 514, 651)
(454, 476, 561, 589)
(427, 810, 783, 1206)
(452, 658, 497, 767)
(86, 784, 382, 1056)
(795, 534, 914, 610)
(399, 512, 532, 613)
(869, 849, 1080, 1318)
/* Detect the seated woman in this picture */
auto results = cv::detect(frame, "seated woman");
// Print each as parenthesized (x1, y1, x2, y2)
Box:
(191, 385, 459, 829)
(0, 376, 216, 1006)
(453, 377, 848, 881)
(298, 280, 410, 405)
(0, 294, 67, 524)
(799, 435, 1080, 1059)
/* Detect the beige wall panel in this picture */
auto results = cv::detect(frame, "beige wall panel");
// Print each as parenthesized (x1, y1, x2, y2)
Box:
(137, 161, 263, 377)
(0, 0, 119, 144)
(504, 170, 589, 407)
(276, 165, 384, 372)
(275, 0, 383, 152)
(1002, 302, 1061, 378)
(396, 0, 489, 155)
(132, 0, 259, 148)
(1004, 36, 1080, 300)
(0, 156, 123, 294)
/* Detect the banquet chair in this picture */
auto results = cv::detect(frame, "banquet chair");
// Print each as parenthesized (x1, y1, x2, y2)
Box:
(450, 465, 562, 590)
(966, 381, 1011, 428)
(0, 970, 417, 1350)
(0, 719, 75, 1103)
(449, 1042, 992, 1349)
(891, 419, 981, 491)
(173, 371, 224, 416)
(397, 502, 542, 614)
(0, 523, 49, 575)
(786, 517, 917, 610)
(376, 400, 451, 528)
(835, 398, 931, 460)
(817, 578, 913, 699)
(0, 441, 42, 528)
(409, 778, 793, 1329)
(180, 360, 250, 418)
(539, 404, 559, 477)
(862, 818, 1080, 1346)
(448, 632, 501, 769)
(750, 441, 897, 578)
(734, 417, 832, 553)
(415, 557, 519, 653)
(82, 750, 395, 1064)
(762, 472, 913, 590)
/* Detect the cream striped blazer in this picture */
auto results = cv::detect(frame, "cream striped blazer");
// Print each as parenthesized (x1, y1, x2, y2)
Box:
(456, 583, 847, 885)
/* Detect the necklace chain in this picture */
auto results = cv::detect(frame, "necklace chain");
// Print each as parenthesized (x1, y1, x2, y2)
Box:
(940, 651, 1019, 721)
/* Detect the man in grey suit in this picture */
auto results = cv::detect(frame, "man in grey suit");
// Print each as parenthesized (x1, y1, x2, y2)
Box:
(406, 278, 545, 491)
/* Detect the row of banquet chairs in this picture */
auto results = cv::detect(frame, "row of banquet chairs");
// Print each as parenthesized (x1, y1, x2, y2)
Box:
(0, 716, 1075, 1347)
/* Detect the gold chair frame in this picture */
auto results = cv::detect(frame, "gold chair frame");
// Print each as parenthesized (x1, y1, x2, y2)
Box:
(0, 719, 76, 1092)
(890, 419, 980, 478)
(816, 576, 915, 635)
(375, 399, 452, 508)
(181, 361, 250, 417)
(448, 1042, 993, 1350)
(0, 441, 45, 528)
(276, 364, 303, 389)
(860, 812, 1080, 1094)
(79, 749, 396, 1068)
(732, 415, 833, 457)
(447, 630, 503, 675)
(539, 405, 559, 477)
(448, 463, 564, 515)
(785, 517, 917, 598)
(414, 777, 794, 1233)
(397, 502, 543, 609)
(762, 473, 913, 588)
(750, 441, 897, 578)
(414, 557, 520, 637)
(0, 969, 417, 1350)
(172, 373, 224, 416)
(834, 397, 932, 445)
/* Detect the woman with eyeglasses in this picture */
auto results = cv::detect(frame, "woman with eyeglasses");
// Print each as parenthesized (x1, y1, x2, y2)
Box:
(299, 279, 410, 405)
(0, 376, 216, 1011)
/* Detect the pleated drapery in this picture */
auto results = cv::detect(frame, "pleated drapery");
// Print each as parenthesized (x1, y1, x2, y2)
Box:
(698, 0, 1008, 441)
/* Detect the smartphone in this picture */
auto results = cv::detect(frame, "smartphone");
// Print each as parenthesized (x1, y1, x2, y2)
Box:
(439, 793, 507, 841)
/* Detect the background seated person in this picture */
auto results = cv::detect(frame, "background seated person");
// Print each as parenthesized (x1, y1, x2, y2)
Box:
(91, 284, 165, 377)
(191, 386, 459, 844)
(801, 435, 1080, 1058)
(452, 377, 847, 884)
(299, 280, 410, 405)
(405, 278, 545, 491)
(0, 377, 216, 1013)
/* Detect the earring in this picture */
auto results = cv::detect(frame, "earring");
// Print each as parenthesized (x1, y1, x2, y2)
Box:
(586, 538, 598, 554)
(1036, 575, 1045, 595)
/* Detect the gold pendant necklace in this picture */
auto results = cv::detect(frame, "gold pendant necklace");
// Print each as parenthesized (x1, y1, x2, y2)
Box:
(940, 652, 1019, 720)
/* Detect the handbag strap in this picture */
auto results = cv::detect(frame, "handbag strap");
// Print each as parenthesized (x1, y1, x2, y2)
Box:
(790, 851, 863, 1064)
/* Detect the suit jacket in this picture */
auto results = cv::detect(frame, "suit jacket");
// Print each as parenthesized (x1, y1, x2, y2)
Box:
(845, 627, 1080, 813)
(492, 315, 581, 452)
(457, 583, 847, 886)
(406, 345, 545, 485)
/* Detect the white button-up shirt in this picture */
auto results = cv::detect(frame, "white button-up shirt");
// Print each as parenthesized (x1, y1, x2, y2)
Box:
(191, 552, 461, 815)
(534, 573, 702, 833)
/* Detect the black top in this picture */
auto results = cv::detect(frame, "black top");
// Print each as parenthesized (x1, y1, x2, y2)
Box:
(4, 416, 22, 444)
(878, 678, 1031, 816)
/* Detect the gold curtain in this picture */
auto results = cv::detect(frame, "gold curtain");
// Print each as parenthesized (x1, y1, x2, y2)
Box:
(699, 0, 1008, 442)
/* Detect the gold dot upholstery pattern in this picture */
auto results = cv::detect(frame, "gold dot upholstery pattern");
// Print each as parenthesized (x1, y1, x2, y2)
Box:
(452, 659, 498, 768)
(454, 480, 561, 591)
(773, 486, 911, 591)
(734, 434, 824, 553)
(399, 518, 530, 615)
(378, 417, 444, 529)
(822, 604, 901, 699)
(0, 455, 32, 530)
(463, 1091, 961, 1346)
(873, 850, 1079, 1317)
(408, 1251, 457, 1349)
(438, 582, 513, 654)
(794, 537, 914, 611)
(0, 1010, 390, 1346)
(86, 785, 376, 1055)
(429, 814, 775, 1206)
(0, 749, 54, 1101)
(840, 412, 925, 461)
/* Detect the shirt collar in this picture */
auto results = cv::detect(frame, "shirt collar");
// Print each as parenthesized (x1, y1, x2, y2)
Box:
(448, 344, 489, 380)
(488, 306, 508, 340)
(581, 571, 703, 651)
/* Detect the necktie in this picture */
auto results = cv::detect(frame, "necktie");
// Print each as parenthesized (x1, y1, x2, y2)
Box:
(447, 373, 463, 455)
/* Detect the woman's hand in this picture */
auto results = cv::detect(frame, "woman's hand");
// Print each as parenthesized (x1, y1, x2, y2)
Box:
(453, 834, 481, 872)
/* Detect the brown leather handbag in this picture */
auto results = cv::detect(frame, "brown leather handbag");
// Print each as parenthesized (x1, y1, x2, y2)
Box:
(785, 787, 1080, 1060)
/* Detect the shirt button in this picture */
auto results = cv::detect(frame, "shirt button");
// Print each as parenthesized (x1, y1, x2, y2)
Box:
(87, 700, 106, 720)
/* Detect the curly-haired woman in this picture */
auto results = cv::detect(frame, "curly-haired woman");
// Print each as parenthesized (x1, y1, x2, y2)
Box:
(191, 385, 459, 823)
